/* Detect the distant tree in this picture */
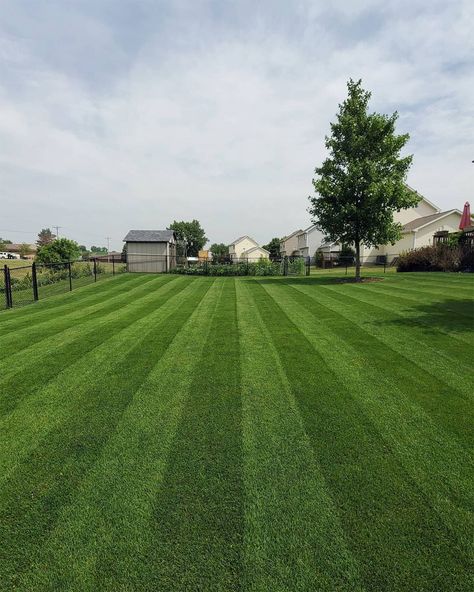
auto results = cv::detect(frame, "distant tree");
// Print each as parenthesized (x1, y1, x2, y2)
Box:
(262, 237, 281, 260)
(121, 243, 127, 260)
(37, 228, 55, 247)
(0, 237, 12, 251)
(36, 238, 81, 264)
(79, 245, 88, 252)
(90, 246, 108, 254)
(169, 220, 207, 257)
(309, 79, 416, 281)
(210, 243, 229, 258)
(19, 243, 33, 258)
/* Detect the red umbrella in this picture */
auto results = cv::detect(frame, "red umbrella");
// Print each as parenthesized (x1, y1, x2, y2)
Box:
(459, 201, 471, 230)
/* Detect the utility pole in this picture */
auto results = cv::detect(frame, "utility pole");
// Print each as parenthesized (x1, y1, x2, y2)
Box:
(106, 236, 111, 262)
(53, 226, 62, 239)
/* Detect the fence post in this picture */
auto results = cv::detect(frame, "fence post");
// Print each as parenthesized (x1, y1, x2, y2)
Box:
(93, 258, 97, 282)
(68, 261, 73, 291)
(4, 265, 12, 308)
(306, 257, 310, 276)
(32, 262, 39, 301)
(384, 260, 387, 274)
(112, 257, 115, 275)
(283, 257, 288, 276)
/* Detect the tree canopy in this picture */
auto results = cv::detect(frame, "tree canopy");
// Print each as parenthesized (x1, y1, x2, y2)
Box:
(210, 243, 229, 259)
(309, 79, 417, 280)
(19, 243, 33, 258)
(169, 220, 207, 257)
(36, 238, 81, 265)
(262, 238, 281, 260)
(37, 228, 55, 247)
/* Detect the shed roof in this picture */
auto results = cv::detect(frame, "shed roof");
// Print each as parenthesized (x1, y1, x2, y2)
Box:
(123, 230, 175, 243)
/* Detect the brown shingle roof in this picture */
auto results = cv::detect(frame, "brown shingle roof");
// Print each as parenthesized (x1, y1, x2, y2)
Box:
(402, 210, 458, 232)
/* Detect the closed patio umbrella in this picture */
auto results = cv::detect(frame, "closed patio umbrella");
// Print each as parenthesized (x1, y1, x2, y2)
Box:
(459, 202, 471, 230)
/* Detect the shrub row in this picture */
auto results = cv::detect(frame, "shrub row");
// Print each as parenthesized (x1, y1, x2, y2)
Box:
(397, 245, 474, 272)
(173, 258, 305, 277)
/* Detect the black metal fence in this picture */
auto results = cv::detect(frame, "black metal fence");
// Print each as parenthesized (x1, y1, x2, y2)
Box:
(169, 255, 309, 277)
(311, 253, 398, 274)
(2, 258, 126, 309)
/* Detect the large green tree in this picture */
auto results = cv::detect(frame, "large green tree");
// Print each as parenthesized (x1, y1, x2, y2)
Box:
(37, 228, 55, 247)
(36, 238, 81, 264)
(309, 79, 417, 281)
(169, 220, 207, 257)
(210, 243, 229, 259)
(262, 237, 281, 260)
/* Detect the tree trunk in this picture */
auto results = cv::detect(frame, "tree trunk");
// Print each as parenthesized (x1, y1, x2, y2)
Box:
(355, 241, 361, 282)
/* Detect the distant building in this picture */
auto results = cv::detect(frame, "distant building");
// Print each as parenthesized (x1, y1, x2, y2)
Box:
(280, 229, 303, 257)
(228, 236, 269, 261)
(6, 243, 37, 260)
(123, 230, 177, 273)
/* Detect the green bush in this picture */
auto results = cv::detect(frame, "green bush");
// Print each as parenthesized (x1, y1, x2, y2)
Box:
(172, 259, 293, 276)
(397, 245, 467, 272)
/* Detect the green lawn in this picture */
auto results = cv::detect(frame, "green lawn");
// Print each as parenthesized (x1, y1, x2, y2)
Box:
(0, 272, 472, 591)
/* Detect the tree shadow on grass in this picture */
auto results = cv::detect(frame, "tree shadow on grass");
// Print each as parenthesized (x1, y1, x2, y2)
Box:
(384, 298, 474, 334)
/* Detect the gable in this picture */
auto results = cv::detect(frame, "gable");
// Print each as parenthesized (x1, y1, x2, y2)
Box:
(229, 235, 259, 248)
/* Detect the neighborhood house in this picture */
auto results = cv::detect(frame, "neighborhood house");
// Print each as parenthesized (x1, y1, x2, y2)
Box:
(123, 230, 177, 273)
(283, 188, 471, 263)
(280, 230, 303, 257)
(228, 236, 270, 261)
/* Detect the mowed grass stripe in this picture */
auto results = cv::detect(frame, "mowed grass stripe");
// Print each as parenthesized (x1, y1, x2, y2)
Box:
(236, 280, 363, 592)
(290, 282, 474, 428)
(0, 277, 213, 588)
(263, 280, 473, 559)
(0, 277, 203, 484)
(249, 279, 469, 591)
(0, 272, 160, 340)
(18, 279, 222, 592)
(0, 273, 172, 356)
(316, 281, 473, 372)
(144, 278, 244, 591)
(0, 275, 184, 416)
(0, 272, 141, 328)
(350, 282, 473, 345)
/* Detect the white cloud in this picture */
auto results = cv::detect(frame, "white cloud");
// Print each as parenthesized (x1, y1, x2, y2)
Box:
(0, 0, 473, 249)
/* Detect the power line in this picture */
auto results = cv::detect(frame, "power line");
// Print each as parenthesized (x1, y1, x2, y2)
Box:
(53, 226, 62, 239)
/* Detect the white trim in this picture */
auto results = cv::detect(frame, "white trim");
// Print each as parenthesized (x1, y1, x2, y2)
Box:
(404, 184, 441, 213)
(228, 235, 259, 248)
(410, 209, 461, 233)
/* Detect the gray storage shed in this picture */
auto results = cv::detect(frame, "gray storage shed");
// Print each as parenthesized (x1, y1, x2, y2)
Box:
(123, 230, 177, 273)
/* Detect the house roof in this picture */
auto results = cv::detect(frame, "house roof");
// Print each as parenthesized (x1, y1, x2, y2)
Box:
(242, 246, 270, 255)
(123, 230, 175, 243)
(6, 243, 37, 251)
(404, 184, 441, 213)
(281, 229, 303, 242)
(228, 235, 259, 247)
(402, 210, 461, 232)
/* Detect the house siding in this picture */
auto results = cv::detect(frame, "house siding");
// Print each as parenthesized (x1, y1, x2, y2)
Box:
(229, 237, 259, 260)
(414, 212, 462, 248)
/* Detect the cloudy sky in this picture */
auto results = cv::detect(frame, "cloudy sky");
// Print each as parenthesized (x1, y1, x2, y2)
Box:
(1, 0, 473, 250)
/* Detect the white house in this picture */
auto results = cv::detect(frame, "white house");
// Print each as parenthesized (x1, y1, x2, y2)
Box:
(359, 192, 469, 262)
(280, 230, 302, 257)
(228, 236, 269, 261)
(295, 225, 326, 258)
(313, 188, 471, 262)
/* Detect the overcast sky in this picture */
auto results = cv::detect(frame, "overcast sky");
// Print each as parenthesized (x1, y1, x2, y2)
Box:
(1, 0, 473, 250)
